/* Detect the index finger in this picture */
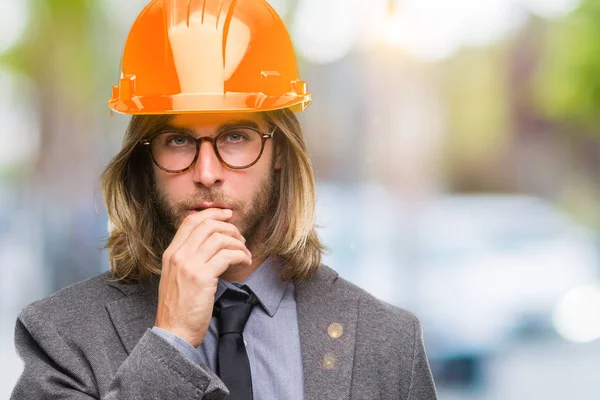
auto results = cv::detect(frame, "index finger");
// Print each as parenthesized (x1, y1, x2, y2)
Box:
(166, 208, 234, 255)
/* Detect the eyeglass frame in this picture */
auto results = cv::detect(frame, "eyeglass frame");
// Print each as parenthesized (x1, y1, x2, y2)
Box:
(140, 125, 276, 173)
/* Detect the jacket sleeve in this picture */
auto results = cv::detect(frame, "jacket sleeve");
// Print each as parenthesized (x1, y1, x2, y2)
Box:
(407, 317, 438, 400)
(10, 307, 229, 399)
(152, 326, 205, 366)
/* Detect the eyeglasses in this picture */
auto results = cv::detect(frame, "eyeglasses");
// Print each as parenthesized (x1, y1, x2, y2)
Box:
(140, 126, 275, 173)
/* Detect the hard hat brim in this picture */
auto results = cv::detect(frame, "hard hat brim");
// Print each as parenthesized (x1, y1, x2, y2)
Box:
(108, 92, 311, 115)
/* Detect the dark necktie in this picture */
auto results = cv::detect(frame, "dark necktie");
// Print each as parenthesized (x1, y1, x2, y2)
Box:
(214, 287, 258, 400)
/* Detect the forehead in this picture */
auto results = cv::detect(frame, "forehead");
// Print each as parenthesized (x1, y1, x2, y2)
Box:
(169, 112, 267, 130)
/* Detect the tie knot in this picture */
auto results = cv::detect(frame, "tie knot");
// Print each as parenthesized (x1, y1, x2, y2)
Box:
(215, 287, 258, 335)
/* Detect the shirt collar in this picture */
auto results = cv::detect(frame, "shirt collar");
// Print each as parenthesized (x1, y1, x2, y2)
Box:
(215, 256, 288, 317)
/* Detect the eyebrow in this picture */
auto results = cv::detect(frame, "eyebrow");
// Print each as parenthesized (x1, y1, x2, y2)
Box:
(217, 120, 260, 132)
(161, 119, 261, 135)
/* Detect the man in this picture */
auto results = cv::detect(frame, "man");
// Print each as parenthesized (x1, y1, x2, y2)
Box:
(11, 0, 437, 399)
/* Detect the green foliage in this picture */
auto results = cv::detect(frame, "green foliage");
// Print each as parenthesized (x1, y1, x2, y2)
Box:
(535, 0, 600, 130)
(0, 0, 108, 106)
(441, 45, 512, 164)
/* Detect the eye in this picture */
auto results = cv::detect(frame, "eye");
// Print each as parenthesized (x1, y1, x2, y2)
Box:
(166, 134, 191, 146)
(224, 132, 248, 143)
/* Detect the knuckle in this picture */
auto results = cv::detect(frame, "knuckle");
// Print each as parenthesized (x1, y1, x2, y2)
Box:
(193, 274, 217, 288)
(213, 232, 226, 247)
(212, 249, 228, 262)
(180, 263, 196, 279)
(170, 251, 184, 268)
(228, 249, 243, 259)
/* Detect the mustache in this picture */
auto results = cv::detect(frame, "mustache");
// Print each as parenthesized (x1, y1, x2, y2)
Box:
(173, 190, 244, 212)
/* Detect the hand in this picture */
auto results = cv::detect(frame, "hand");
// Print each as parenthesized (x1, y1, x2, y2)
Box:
(154, 208, 252, 347)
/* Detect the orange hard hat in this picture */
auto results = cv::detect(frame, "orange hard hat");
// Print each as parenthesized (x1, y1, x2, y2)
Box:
(108, 0, 311, 115)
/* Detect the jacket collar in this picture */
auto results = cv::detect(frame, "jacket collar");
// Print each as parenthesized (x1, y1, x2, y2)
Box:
(105, 276, 158, 354)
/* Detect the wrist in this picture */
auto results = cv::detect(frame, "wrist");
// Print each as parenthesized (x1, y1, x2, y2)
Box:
(154, 324, 201, 347)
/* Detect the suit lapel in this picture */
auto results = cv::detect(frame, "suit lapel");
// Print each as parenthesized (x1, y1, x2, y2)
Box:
(105, 278, 159, 354)
(296, 266, 358, 400)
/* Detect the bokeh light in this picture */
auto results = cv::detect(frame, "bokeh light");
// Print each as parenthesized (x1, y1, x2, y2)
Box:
(553, 284, 600, 343)
(292, 0, 357, 64)
(0, 0, 28, 54)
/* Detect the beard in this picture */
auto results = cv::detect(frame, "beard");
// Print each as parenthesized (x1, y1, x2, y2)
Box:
(151, 169, 276, 254)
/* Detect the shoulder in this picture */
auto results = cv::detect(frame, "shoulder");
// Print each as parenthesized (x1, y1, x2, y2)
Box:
(18, 271, 140, 330)
(305, 264, 423, 372)
(317, 264, 421, 334)
(314, 266, 437, 396)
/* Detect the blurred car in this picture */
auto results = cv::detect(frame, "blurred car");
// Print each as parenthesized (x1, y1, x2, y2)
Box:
(315, 183, 600, 386)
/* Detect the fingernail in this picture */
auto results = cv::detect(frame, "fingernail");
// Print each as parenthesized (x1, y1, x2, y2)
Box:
(242, 236, 246, 243)
(223, 209, 233, 216)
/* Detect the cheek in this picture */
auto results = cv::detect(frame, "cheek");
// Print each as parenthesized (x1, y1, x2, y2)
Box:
(153, 169, 187, 201)
(226, 172, 257, 200)
(229, 146, 273, 194)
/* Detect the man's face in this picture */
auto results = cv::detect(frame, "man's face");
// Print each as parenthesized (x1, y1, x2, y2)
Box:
(151, 112, 279, 239)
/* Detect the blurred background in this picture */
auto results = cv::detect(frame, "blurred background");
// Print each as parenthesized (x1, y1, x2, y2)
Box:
(2, 0, 600, 398)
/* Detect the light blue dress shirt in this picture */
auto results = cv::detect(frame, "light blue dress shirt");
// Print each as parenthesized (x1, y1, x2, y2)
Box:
(153, 256, 304, 400)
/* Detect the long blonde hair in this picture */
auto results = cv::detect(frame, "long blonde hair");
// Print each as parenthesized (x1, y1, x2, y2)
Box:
(101, 109, 325, 283)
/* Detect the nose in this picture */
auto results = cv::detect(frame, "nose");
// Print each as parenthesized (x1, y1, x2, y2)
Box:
(190, 139, 224, 188)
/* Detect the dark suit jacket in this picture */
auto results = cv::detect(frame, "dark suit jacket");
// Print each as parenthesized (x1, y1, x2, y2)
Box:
(11, 265, 437, 399)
